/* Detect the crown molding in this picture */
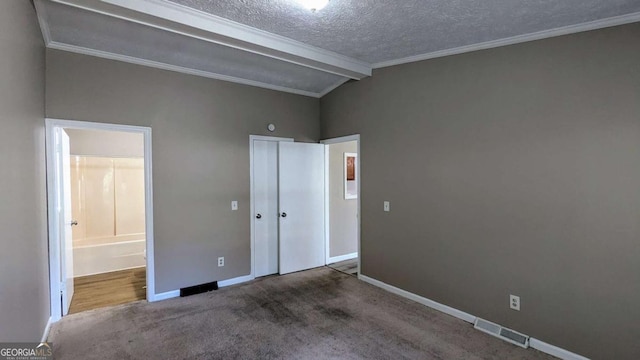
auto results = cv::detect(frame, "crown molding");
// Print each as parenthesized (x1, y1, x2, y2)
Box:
(319, 77, 350, 98)
(34, 0, 53, 45)
(47, 41, 322, 98)
(373, 11, 640, 69)
(49, 0, 371, 79)
(35, 0, 640, 98)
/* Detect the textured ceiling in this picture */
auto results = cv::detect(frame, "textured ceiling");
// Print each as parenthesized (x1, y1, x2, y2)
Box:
(169, 0, 640, 63)
(38, 0, 640, 97)
(41, 1, 345, 95)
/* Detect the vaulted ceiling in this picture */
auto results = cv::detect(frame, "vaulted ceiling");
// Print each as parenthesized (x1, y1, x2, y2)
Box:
(35, 0, 640, 97)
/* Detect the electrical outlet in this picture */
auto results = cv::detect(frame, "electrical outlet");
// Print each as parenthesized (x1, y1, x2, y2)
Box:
(510, 295, 520, 311)
(384, 201, 390, 212)
(231, 201, 238, 211)
(218, 257, 224, 267)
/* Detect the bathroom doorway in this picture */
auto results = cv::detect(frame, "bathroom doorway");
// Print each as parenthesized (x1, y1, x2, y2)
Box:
(46, 119, 155, 321)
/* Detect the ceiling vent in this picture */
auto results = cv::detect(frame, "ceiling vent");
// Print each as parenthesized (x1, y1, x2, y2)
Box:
(474, 318, 530, 348)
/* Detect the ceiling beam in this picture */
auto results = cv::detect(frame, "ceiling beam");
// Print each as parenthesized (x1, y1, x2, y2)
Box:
(50, 0, 372, 80)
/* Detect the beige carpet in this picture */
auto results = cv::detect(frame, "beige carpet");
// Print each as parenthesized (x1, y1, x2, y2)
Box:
(49, 267, 555, 359)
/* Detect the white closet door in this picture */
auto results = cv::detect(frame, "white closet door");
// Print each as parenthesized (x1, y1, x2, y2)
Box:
(253, 140, 279, 277)
(278, 142, 325, 275)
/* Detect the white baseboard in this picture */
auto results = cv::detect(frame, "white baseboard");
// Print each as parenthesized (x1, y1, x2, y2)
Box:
(152, 290, 180, 302)
(359, 274, 476, 323)
(358, 274, 589, 360)
(218, 274, 254, 287)
(151, 274, 254, 302)
(41, 316, 52, 343)
(529, 338, 590, 360)
(327, 252, 358, 264)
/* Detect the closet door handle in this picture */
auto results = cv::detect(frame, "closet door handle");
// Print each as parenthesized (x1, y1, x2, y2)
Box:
(256, 214, 262, 219)
(280, 212, 287, 218)
(70, 220, 78, 226)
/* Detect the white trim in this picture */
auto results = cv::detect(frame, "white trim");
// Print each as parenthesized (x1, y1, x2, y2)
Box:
(327, 252, 358, 264)
(46, 41, 322, 98)
(153, 290, 180, 301)
(359, 275, 477, 324)
(128, 274, 254, 303)
(359, 274, 590, 360)
(319, 78, 350, 97)
(41, 317, 52, 343)
(34, 0, 52, 46)
(323, 144, 331, 264)
(46, 119, 155, 322)
(529, 339, 590, 360)
(249, 135, 294, 280)
(218, 274, 254, 287)
(320, 134, 360, 145)
(44, 121, 61, 321)
(373, 12, 640, 69)
(356, 137, 361, 278)
(47, 0, 371, 79)
(38, 0, 640, 90)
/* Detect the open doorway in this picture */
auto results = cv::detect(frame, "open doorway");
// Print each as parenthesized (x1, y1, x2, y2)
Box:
(46, 119, 154, 322)
(322, 135, 360, 277)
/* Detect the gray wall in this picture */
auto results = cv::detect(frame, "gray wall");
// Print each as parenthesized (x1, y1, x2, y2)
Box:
(0, 1, 49, 341)
(47, 49, 320, 293)
(328, 141, 358, 258)
(321, 23, 640, 360)
(66, 129, 144, 157)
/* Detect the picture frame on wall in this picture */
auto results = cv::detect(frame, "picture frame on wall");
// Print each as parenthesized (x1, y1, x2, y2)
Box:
(344, 152, 357, 199)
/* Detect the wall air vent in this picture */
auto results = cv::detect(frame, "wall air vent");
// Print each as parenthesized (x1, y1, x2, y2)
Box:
(474, 318, 530, 348)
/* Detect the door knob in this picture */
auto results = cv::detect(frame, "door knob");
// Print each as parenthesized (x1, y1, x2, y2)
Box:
(280, 212, 287, 218)
(70, 220, 78, 226)
(256, 214, 262, 219)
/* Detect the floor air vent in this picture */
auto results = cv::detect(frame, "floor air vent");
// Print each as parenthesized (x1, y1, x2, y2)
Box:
(180, 281, 218, 297)
(474, 318, 530, 348)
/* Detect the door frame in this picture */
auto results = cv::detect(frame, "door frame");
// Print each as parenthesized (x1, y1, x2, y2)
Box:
(320, 134, 361, 277)
(45, 118, 155, 322)
(249, 135, 293, 279)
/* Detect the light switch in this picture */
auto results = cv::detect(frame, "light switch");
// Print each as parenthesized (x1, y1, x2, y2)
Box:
(231, 201, 238, 211)
(384, 201, 390, 212)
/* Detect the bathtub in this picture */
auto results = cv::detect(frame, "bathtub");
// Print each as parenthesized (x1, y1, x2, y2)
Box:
(73, 237, 146, 277)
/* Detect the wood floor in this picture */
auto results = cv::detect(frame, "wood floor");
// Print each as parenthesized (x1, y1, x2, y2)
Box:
(68, 267, 146, 314)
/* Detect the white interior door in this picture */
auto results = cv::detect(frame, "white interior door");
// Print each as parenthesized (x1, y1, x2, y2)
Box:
(57, 128, 74, 315)
(278, 142, 325, 275)
(253, 140, 279, 277)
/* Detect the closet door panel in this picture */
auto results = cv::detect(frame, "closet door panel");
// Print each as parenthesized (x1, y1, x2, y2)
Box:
(253, 140, 280, 277)
(278, 142, 325, 275)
